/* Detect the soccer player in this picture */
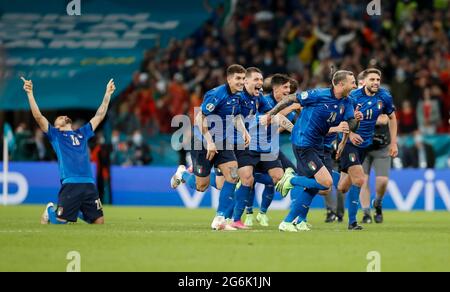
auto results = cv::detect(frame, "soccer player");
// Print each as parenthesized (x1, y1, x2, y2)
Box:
(21, 77, 116, 225)
(229, 67, 266, 229)
(264, 70, 360, 232)
(360, 114, 392, 223)
(338, 68, 398, 229)
(243, 75, 300, 227)
(236, 73, 297, 228)
(171, 65, 250, 231)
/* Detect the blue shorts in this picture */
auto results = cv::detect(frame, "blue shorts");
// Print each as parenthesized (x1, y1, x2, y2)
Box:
(57, 183, 103, 223)
(340, 143, 368, 173)
(235, 149, 282, 173)
(292, 146, 325, 178)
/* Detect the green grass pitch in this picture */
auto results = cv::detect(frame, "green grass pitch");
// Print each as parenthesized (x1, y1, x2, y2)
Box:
(1, 206, 449, 272)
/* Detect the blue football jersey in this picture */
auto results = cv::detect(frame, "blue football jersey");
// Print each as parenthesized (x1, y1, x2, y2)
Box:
(194, 84, 241, 144)
(235, 89, 258, 145)
(291, 88, 355, 148)
(248, 94, 297, 153)
(46, 123, 95, 184)
(348, 87, 395, 148)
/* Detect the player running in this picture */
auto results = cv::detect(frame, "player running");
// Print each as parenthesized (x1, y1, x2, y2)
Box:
(171, 65, 250, 231)
(21, 77, 116, 225)
(337, 68, 398, 229)
(263, 70, 361, 232)
(243, 74, 300, 227)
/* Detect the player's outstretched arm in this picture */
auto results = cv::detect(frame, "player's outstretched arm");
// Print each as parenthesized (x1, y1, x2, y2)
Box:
(266, 93, 298, 117)
(260, 93, 298, 126)
(90, 79, 116, 131)
(21, 77, 49, 133)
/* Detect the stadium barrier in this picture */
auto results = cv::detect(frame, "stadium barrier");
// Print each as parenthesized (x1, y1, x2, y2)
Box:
(1, 162, 449, 211)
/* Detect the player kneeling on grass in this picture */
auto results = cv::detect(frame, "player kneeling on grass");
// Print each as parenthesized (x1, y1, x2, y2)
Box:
(21, 77, 115, 225)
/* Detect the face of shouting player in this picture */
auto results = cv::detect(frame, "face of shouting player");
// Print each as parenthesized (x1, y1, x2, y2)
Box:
(54, 116, 73, 130)
(245, 72, 263, 97)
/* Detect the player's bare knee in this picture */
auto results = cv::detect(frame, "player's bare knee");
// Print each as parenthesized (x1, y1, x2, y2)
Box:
(377, 177, 389, 193)
(324, 179, 333, 189)
(227, 167, 239, 184)
(241, 174, 254, 187)
(352, 176, 366, 188)
(338, 182, 349, 193)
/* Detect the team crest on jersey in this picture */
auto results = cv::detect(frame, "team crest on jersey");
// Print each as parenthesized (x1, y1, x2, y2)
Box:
(349, 153, 357, 163)
(206, 103, 215, 112)
(301, 91, 308, 100)
(308, 161, 317, 171)
(339, 105, 345, 115)
(196, 165, 204, 175)
(377, 101, 383, 110)
(57, 206, 64, 217)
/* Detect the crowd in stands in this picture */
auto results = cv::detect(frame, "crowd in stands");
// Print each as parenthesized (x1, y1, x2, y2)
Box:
(8, 0, 450, 168)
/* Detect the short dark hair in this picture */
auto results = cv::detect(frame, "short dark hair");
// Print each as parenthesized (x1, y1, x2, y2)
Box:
(289, 78, 299, 94)
(227, 64, 246, 77)
(271, 74, 290, 88)
(360, 68, 382, 79)
(246, 67, 262, 78)
(332, 70, 354, 86)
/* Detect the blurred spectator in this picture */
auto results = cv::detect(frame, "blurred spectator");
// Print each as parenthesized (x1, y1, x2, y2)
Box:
(129, 130, 153, 166)
(91, 132, 112, 204)
(397, 100, 417, 134)
(402, 131, 436, 169)
(12, 123, 37, 161)
(416, 88, 442, 135)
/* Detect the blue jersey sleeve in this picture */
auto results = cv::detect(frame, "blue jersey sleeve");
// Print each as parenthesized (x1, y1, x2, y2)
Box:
(80, 123, 95, 140)
(381, 90, 395, 115)
(201, 90, 225, 116)
(45, 125, 59, 142)
(296, 89, 319, 107)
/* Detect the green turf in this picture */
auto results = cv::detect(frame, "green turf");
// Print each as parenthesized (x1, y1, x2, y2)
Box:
(0, 205, 449, 272)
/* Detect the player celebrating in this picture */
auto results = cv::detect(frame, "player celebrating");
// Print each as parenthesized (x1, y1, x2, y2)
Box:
(338, 68, 398, 229)
(171, 64, 250, 231)
(265, 70, 360, 232)
(21, 77, 116, 225)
